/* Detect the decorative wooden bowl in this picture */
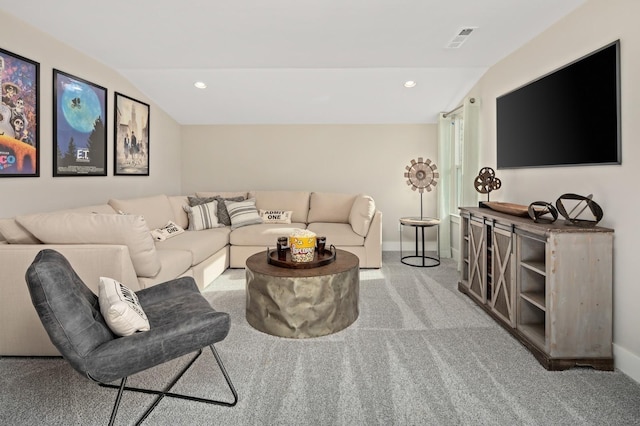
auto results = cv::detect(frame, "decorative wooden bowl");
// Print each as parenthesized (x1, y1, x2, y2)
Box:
(479, 201, 530, 217)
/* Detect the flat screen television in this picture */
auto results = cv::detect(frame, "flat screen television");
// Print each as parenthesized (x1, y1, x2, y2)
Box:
(496, 40, 621, 169)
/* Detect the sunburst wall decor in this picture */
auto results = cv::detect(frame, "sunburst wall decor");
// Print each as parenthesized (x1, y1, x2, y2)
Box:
(404, 157, 438, 193)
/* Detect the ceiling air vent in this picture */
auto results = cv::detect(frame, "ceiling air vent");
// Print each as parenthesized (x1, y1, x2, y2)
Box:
(446, 27, 477, 49)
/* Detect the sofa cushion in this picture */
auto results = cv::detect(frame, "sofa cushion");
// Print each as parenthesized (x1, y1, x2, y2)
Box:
(349, 194, 376, 237)
(225, 198, 264, 230)
(306, 223, 365, 246)
(16, 212, 161, 278)
(250, 191, 311, 224)
(183, 200, 222, 231)
(155, 228, 230, 265)
(65, 204, 117, 214)
(259, 209, 292, 224)
(168, 195, 190, 229)
(108, 195, 175, 230)
(196, 191, 248, 200)
(0, 218, 41, 244)
(98, 276, 150, 337)
(229, 223, 308, 246)
(139, 248, 193, 288)
(307, 192, 356, 223)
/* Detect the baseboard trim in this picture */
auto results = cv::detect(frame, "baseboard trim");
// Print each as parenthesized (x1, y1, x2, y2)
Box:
(613, 343, 640, 384)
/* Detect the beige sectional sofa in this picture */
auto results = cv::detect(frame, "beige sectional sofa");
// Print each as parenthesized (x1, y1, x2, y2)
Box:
(0, 190, 382, 356)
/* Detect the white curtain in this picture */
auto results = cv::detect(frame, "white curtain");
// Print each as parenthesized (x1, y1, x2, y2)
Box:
(461, 97, 481, 207)
(437, 96, 480, 258)
(437, 113, 453, 258)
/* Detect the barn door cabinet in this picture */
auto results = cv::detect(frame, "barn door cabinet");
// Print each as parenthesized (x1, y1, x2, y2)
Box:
(459, 206, 613, 371)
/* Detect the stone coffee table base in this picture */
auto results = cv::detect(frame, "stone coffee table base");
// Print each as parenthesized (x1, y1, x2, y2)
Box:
(245, 249, 359, 338)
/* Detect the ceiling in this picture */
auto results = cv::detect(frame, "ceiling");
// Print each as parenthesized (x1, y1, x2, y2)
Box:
(0, 0, 585, 125)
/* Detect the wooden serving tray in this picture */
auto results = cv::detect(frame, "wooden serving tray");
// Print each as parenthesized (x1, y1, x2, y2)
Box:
(267, 245, 336, 269)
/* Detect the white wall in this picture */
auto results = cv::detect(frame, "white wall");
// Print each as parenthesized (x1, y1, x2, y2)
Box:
(181, 124, 438, 249)
(0, 11, 183, 218)
(465, 0, 640, 381)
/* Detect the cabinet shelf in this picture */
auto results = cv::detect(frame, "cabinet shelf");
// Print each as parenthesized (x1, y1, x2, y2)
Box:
(520, 291, 545, 311)
(520, 260, 546, 276)
(518, 323, 545, 348)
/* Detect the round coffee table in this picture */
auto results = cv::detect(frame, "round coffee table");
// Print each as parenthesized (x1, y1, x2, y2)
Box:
(245, 249, 359, 338)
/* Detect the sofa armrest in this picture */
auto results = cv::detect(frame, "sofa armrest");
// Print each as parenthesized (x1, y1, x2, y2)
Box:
(0, 244, 139, 356)
(363, 210, 382, 267)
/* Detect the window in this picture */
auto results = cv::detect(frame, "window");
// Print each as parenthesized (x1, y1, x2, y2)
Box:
(449, 114, 464, 215)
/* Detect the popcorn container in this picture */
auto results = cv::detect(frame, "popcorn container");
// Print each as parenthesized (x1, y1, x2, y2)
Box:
(289, 230, 316, 262)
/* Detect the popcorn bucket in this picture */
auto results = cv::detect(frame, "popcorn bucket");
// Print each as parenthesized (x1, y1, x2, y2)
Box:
(289, 230, 316, 262)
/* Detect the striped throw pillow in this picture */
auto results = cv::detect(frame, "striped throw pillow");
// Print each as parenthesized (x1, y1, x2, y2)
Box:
(225, 198, 264, 230)
(183, 200, 221, 231)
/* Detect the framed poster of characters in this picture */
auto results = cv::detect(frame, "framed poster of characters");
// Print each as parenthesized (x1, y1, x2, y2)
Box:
(53, 69, 107, 176)
(0, 47, 39, 177)
(114, 92, 149, 176)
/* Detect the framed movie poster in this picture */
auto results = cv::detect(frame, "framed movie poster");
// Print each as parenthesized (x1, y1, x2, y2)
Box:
(53, 69, 107, 176)
(114, 92, 149, 176)
(0, 48, 39, 177)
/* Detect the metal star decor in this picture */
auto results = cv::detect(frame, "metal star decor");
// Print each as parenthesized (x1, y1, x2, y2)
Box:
(404, 158, 438, 193)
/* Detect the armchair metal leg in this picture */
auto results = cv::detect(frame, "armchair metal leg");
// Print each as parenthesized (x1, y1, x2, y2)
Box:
(108, 377, 127, 426)
(100, 344, 238, 425)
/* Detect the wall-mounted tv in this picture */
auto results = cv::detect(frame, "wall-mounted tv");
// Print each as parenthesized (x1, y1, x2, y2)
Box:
(496, 40, 621, 169)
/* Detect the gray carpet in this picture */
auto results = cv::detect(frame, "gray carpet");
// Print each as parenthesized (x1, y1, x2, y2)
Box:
(2, 252, 640, 425)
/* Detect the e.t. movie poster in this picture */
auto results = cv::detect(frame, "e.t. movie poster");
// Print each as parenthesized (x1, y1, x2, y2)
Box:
(53, 69, 107, 176)
(0, 47, 39, 177)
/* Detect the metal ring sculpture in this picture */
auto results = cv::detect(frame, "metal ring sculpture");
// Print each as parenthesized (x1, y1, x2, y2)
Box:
(527, 201, 559, 223)
(555, 193, 603, 227)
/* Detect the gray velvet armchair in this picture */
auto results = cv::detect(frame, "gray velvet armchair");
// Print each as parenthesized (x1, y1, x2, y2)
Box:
(25, 249, 237, 425)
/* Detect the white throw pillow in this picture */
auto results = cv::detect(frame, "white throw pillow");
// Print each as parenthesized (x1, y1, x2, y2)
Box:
(98, 277, 150, 337)
(182, 200, 221, 231)
(259, 209, 293, 224)
(225, 198, 264, 230)
(349, 194, 376, 237)
(151, 220, 185, 241)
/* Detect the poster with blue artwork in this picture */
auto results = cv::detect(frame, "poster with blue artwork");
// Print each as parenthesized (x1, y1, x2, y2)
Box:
(53, 69, 107, 176)
(0, 47, 39, 177)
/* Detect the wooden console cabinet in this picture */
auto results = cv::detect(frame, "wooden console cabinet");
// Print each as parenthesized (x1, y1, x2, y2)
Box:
(459, 206, 614, 371)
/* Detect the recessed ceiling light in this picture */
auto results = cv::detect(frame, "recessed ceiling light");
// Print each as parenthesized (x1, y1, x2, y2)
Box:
(404, 81, 417, 88)
(194, 81, 207, 89)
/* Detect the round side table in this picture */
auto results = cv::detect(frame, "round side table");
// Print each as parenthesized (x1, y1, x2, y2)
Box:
(399, 217, 440, 267)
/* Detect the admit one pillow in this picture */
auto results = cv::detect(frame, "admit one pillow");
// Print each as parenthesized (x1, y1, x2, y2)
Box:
(259, 210, 293, 224)
(151, 220, 185, 241)
(98, 277, 150, 337)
